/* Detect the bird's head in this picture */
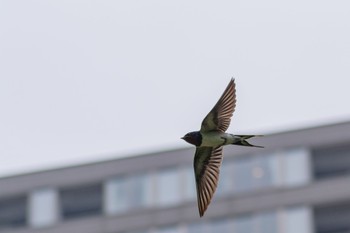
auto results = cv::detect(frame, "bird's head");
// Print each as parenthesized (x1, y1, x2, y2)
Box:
(181, 131, 202, 146)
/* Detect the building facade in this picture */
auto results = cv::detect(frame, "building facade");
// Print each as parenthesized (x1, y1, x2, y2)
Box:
(1, 121, 350, 233)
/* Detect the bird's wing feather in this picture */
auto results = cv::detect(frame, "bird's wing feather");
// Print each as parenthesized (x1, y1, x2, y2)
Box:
(193, 146, 223, 217)
(200, 79, 236, 133)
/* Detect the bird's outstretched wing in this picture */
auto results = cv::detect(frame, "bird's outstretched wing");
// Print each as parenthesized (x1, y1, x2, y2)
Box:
(193, 146, 223, 217)
(200, 79, 236, 133)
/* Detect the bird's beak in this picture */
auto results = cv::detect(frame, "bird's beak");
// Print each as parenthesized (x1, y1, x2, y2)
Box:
(181, 136, 185, 140)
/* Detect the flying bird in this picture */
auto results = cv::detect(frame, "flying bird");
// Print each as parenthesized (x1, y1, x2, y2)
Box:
(181, 78, 263, 217)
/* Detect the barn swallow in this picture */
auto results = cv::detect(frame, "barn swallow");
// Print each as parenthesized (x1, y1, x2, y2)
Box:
(181, 78, 263, 217)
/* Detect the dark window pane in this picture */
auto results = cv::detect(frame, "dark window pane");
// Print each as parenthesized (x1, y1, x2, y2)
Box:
(0, 195, 27, 229)
(315, 203, 350, 233)
(313, 144, 350, 179)
(60, 183, 102, 219)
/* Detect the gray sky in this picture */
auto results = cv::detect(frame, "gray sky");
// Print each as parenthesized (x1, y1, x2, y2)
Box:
(1, 0, 350, 177)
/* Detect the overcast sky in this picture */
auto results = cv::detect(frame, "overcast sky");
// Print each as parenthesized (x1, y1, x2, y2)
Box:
(0, 0, 350, 177)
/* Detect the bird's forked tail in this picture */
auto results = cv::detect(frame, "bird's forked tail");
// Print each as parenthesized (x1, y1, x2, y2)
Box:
(232, 135, 264, 148)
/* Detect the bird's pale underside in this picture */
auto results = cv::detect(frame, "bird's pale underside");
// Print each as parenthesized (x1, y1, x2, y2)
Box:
(182, 78, 263, 217)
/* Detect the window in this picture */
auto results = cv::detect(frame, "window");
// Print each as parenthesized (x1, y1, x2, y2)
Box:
(233, 212, 278, 233)
(0, 195, 27, 229)
(129, 174, 153, 208)
(283, 148, 311, 186)
(29, 188, 58, 227)
(209, 218, 232, 232)
(105, 173, 153, 214)
(314, 202, 350, 233)
(232, 212, 279, 233)
(156, 168, 181, 206)
(105, 177, 128, 214)
(233, 215, 254, 233)
(123, 231, 149, 233)
(232, 209, 304, 233)
(183, 167, 196, 200)
(313, 144, 350, 179)
(184, 208, 304, 233)
(155, 225, 179, 233)
(187, 218, 233, 233)
(216, 161, 233, 196)
(252, 155, 278, 188)
(230, 148, 310, 193)
(232, 153, 279, 193)
(232, 157, 254, 192)
(283, 206, 312, 233)
(255, 212, 278, 233)
(60, 183, 102, 219)
(187, 222, 207, 233)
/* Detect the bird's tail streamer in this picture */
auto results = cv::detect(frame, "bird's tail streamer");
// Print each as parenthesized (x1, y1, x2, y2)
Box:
(232, 135, 264, 148)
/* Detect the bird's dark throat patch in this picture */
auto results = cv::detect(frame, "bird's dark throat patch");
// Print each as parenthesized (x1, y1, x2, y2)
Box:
(183, 131, 202, 146)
